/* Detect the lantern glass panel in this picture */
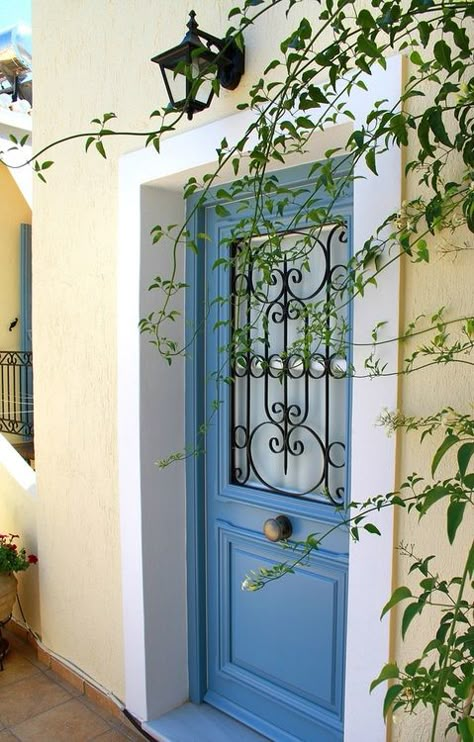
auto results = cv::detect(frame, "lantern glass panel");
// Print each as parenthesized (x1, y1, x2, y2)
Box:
(191, 61, 214, 107)
(163, 65, 186, 108)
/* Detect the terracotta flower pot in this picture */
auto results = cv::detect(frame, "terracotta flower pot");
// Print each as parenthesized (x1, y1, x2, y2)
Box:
(0, 573, 17, 623)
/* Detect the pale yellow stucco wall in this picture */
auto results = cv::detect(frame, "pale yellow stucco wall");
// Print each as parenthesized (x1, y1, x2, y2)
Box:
(0, 165, 31, 350)
(32, 0, 472, 733)
(389, 76, 474, 740)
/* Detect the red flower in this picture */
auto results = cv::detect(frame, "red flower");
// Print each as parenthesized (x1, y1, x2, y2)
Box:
(27, 554, 38, 564)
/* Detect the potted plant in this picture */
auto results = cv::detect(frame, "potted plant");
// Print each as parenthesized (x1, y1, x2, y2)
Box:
(0, 533, 38, 623)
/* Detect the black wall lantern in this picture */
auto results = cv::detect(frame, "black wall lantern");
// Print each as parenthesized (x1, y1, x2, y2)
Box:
(151, 10, 244, 120)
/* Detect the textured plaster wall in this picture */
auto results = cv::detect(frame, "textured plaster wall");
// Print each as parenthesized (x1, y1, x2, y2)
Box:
(0, 165, 30, 350)
(390, 71, 474, 741)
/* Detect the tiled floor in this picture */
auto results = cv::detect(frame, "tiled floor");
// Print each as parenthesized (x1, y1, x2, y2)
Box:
(0, 629, 146, 741)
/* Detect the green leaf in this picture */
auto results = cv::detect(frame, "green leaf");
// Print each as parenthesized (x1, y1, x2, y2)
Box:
(357, 9, 376, 29)
(404, 659, 421, 676)
(365, 149, 377, 175)
(212, 257, 229, 269)
(418, 112, 434, 156)
(415, 239, 429, 262)
(431, 435, 459, 476)
(215, 204, 230, 218)
(402, 602, 422, 639)
(410, 51, 423, 66)
(463, 473, 474, 489)
(85, 136, 95, 152)
(447, 500, 466, 544)
(418, 21, 431, 47)
(458, 716, 474, 742)
(429, 108, 451, 147)
(296, 116, 314, 130)
(433, 40, 452, 71)
(457, 442, 474, 479)
(383, 684, 403, 719)
(370, 663, 400, 692)
(419, 485, 449, 516)
(364, 523, 381, 536)
(452, 26, 470, 55)
(95, 140, 107, 159)
(467, 541, 474, 578)
(381, 586, 412, 619)
(357, 35, 380, 58)
(41, 161, 54, 170)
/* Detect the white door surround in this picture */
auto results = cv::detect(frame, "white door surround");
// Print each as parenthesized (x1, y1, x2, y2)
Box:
(117, 55, 402, 742)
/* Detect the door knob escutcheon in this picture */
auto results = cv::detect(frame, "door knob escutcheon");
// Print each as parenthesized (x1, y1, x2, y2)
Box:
(263, 515, 292, 542)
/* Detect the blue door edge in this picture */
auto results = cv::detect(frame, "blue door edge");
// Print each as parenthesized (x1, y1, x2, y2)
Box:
(185, 196, 208, 703)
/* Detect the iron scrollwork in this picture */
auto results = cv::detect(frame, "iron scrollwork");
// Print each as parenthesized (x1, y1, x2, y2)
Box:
(230, 226, 348, 504)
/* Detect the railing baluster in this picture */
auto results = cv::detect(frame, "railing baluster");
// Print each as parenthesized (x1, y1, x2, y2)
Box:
(0, 350, 34, 437)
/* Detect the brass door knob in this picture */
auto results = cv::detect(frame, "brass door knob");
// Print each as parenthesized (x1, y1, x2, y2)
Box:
(263, 515, 292, 542)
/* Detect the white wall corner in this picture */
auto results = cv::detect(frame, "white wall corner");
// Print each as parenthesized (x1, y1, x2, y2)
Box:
(0, 433, 36, 495)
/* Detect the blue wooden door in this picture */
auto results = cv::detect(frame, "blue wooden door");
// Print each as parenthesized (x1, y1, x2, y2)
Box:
(190, 165, 351, 742)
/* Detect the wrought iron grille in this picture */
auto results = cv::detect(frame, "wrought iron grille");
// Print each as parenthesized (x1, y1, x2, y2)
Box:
(230, 225, 349, 504)
(0, 350, 33, 437)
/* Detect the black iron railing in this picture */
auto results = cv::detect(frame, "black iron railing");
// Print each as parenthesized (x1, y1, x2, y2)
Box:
(0, 350, 33, 437)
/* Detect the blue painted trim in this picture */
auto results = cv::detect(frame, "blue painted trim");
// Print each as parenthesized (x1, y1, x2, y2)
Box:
(185, 197, 207, 703)
(20, 223, 32, 352)
(205, 692, 302, 742)
(19, 223, 33, 440)
(206, 691, 342, 742)
(143, 702, 269, 742)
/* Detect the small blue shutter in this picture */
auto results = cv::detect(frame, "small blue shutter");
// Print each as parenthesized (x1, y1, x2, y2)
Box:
(20, 223, 33, 437)
(20, 223, 32, 352)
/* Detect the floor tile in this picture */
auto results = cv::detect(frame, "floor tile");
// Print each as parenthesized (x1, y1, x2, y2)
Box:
(2, 632, 45, 670)
(108, 720, 147, 741)
(0, 672, 71, 726)
(93, 731, 131, 741)
(81, 697, 123, 726)
(11, 698, 110, 741)
(44, 668, 83, 697)
(0, 649, 40, 687)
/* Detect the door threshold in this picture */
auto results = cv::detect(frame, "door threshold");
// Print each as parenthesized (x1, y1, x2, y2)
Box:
(142, 702, 269, 742)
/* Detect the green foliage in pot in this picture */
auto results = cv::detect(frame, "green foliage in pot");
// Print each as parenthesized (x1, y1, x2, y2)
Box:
(0, 533, 38, 574)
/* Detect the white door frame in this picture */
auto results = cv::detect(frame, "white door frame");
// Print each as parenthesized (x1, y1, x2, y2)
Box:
(117, 55, 402, 742)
